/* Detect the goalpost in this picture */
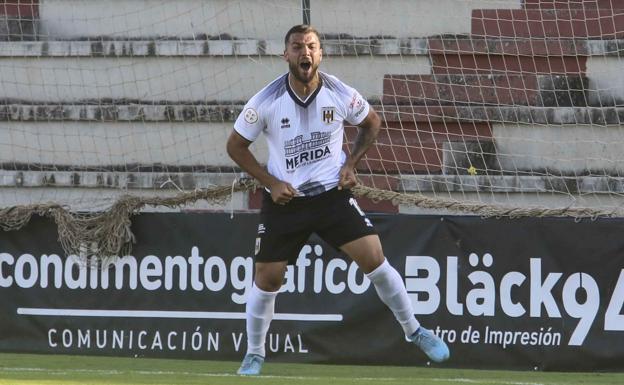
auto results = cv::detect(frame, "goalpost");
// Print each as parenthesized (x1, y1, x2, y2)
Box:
(1, 0, 624, 257)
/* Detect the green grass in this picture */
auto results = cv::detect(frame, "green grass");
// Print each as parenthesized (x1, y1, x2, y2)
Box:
(0, 353, 622, 385)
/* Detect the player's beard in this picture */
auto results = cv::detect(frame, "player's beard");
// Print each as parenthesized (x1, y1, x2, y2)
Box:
(289, 60, 318, 84)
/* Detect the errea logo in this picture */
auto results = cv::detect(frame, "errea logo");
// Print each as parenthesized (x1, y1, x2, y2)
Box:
(281, 117, 290, 129)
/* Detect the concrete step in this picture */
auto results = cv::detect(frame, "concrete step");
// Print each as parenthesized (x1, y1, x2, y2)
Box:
(0, 169, 235, 190)
(2, 169, 622, 214)
(0, 0, 38, 41)
(0, 39, 430, 101)
(426, 36, 624, 97)
(426, 36, 622, 57)
(427, 37, 588, 75)
(345, 122, 493, 174)
(33, 0, 521, 40)
(472, 9, 624, 38)
(382, 74, 589, 106)
(400, 174, 624, 195)
(4, 102, 624, 125)
(0, 104, 493, 175)
(430, 52, 585, 75)
(381, 105, 624, 124)
(1, 1, 38, 16)
(1, 37, 622, 101)
(0, 170, 621, 195)
(2, 37, 621, 58)
(0, 16, 37, 41)
(2, 107, 623, 186)
(442, 140, 498, 175)
(523, 1, 620, 9)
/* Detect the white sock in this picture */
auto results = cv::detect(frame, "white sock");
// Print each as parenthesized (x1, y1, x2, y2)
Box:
(366, 259, 420, 337)
(245, 284, 278, 357)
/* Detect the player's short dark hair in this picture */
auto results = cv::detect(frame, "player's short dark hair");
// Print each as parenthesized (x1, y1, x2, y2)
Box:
(284, 24, 322, 48)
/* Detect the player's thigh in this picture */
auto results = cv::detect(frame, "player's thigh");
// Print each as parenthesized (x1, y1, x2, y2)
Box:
(256, 190, 313, 265)
(316, 190, 379, 270)
(339, 234, 385, 274)
(254, 230, 311, 291)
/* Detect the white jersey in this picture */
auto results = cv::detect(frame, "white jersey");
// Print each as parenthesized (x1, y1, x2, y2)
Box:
(234, 72, 370, 196)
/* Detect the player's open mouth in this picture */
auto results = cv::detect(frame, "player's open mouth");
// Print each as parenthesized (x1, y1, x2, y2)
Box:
(300, 62, 311, 71)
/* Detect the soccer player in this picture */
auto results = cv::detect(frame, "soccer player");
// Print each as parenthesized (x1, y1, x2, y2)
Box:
(227, 24, 450, 376)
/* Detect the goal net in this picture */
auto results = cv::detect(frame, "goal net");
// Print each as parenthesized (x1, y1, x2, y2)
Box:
(1, 0, 624, 255)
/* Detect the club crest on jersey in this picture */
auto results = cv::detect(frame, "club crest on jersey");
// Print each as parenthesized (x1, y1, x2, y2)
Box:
(321, 107, 335, 124)
(244, 108, 258, 124)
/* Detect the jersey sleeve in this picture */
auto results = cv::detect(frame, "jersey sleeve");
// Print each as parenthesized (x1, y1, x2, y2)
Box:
(233, 97, 265, 142)
(344, 87, 370, 126)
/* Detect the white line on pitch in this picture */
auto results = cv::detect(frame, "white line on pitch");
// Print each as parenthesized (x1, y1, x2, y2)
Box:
(16, 308, 342, 322)
(0, 368, 548, 384)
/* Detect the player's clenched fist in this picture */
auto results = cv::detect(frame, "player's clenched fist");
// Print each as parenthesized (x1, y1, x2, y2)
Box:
(338, 164, 357, 190)
(269, 180, 298, 205)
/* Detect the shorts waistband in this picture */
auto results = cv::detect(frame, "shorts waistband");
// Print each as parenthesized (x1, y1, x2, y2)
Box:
(263, 187, 349, 208)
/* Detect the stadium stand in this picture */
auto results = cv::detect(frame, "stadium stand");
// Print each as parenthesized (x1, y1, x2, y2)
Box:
(1, 0, 623, 216)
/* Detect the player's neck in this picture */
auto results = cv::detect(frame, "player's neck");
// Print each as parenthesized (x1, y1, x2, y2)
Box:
(288, 73, 320, 100)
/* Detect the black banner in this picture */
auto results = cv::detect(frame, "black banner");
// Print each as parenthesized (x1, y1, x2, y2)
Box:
(0, 213, 623, 371)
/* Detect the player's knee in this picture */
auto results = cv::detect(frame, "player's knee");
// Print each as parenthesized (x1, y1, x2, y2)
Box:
(254, 265, 285, 292)
(365, 243, 385, 265)
(365, 254, 386, 273)
(353, 251, 385, 274)
(255, 277, 282, 292)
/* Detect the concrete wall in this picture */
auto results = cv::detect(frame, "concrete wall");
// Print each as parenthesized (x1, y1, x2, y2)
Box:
(38, 0, 521, 39)
(0, 56, 429, 101)
(0, 186, 250, 212)
(39, 0, 301, 39)
(0, 122, 268, 167)
(2, 0, 624, 214)
(493, 123, 624, 174)
(312, 0, 521, 37)
(399, 192, 624, 215)
(586, 57, 624, 106)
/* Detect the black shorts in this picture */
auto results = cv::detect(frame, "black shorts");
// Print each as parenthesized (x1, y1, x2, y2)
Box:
(254, 188, 377, 264)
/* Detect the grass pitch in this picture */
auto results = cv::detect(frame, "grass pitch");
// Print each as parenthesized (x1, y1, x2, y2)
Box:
(0, 353, 622, 385)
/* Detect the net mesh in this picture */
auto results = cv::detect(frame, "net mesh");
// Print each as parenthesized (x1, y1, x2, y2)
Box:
(1, 0, 624, 257)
